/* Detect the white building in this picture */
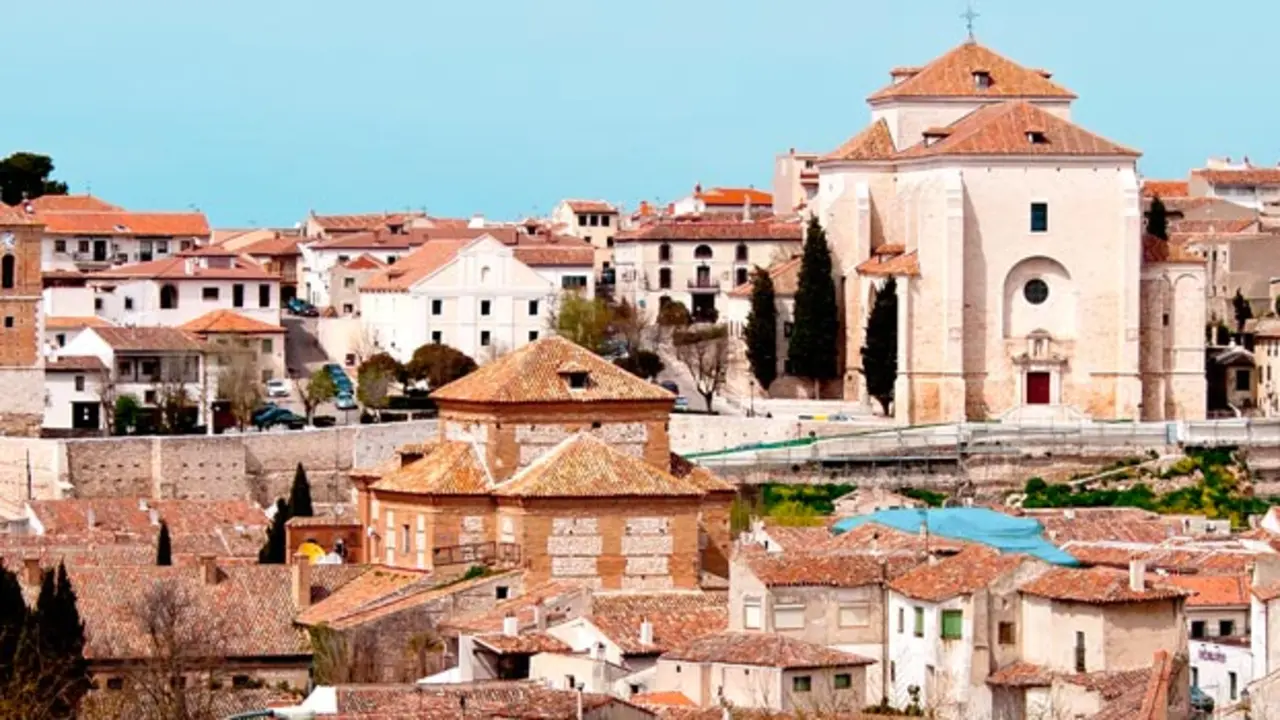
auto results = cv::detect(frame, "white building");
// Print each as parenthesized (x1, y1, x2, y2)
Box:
(43, 355, 109, 432)
(359, 233, 592, 362)
(670, 185, 773, 218)
(30, 202, 209, 273)
(87, 249, 280, 329)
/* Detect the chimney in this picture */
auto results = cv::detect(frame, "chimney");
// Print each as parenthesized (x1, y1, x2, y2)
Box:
(22, 557, 41, 586)
(292, 551, 311, 610)
(503, 614, 519, 637)
(639, 618, 654, 646)
(86, 507, 96, 530)
(199, 554, 218, 585)
(183, 257, 196, 276)
(468, 213, 485, 229)
(742, 194, 752, 223)
(694, 183, 702, 195)
(534, 602, 547, 631)
(1129, 559, 1146, 593)
(1064, 508, 1076, 520)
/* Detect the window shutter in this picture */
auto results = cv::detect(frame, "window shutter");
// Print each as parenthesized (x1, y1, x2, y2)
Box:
(941, 610, 963, 639)
(773, 605, 805, 630)
(743, 601, 762, 630)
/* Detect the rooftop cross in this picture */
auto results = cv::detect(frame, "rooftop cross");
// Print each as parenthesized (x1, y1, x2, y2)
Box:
(961, 2, 979, 41)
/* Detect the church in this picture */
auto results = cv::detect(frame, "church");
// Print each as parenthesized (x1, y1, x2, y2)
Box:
(803, 38, 1205, 423)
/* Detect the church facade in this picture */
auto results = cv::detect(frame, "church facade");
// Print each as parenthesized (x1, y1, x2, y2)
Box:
(808, 40, 1205, 423)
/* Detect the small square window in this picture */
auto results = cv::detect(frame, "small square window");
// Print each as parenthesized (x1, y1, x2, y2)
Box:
(578, 215, 588, 227)
(106, 677, 124, 691)
(941, 609, 963, 639)
(1030, 202, 1049, 233)
(203, 287, 219, 301)
(833, 673, 851, 690)
(54, 240, 66, 253)
(431, 299, 442, 315)
(480, 330, 491, 346)
(337, 255, 350, 263)
(3, 317, 12, 329)
(74, 375, 85, 392)
(1220, 620, 1235, 637)
(792, 676, 811, 693)
(606, 236, 615, 248)
(481, 299, 491, 316)
(342, 303, 354, 314)
(144, 390, 157, 405)
(124, 297, 134, 311)
(343, 277, 355, 289)
(973, 70, 992, 89)
(261, 338, 273, 354)
(602, 215, 611, 227)
(1191, 621, 1206, 639)
(528, 330, 538, 342)
(589, 215, 600, 227)
(998, 621, 1015, 645)
(496, 586, 509, 600)
(78, 240, 89, 253)
(528, 300, 539, 316)
(431, 331, 442, 344)
(55, 333, 66, 347)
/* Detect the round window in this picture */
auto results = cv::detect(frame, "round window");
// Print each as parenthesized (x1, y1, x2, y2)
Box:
(1024, 279, 1049, 305)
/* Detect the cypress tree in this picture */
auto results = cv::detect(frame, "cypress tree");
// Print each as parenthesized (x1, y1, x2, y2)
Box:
(156, 520, 172, 566)
(0, 563, 29, 687)
(788, 216, 840, 396)
(259, 498, 291, 564)
(862, 276, 899, 416)
(1146, 195, 1169, 241)
(744, 266, 779, 392)
(288, 463, 315, 518)
(51, 563, 89, 714)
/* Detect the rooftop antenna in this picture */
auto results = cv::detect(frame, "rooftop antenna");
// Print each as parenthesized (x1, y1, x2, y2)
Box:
(961, 2, 979, 41)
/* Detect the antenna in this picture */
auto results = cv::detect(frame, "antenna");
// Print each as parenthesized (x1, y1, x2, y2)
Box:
(961, 2, 979, 41)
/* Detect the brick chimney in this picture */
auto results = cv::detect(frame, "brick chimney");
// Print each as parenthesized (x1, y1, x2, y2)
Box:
(292, 552, 311, 610)
(22, 557, 41, 586)
(1129, 559, 1146, 593)
(199, 554, 218, 585)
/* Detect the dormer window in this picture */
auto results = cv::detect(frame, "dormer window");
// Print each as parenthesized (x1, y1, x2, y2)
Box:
(973, 71, 992, 90)
(922, 127, 952, 147)
(566, 371, 588, 389)
(1026, 130, 1048, 145)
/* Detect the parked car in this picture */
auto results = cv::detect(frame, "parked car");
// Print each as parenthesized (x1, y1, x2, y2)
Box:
(659, 380, 679, 395)
(1190, 686, 1214, 714)
(255, 407, 305, 430)
(251, 403, 279, 426)
(287, 298, 319, 317)
(674, 396, 689, 411)
(324, 363, 354, 392)
(334, 393, 358, 411)
(265, 378, 291, 398)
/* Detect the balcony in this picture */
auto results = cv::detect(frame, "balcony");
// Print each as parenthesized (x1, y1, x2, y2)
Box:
(687, 276, 720, 293)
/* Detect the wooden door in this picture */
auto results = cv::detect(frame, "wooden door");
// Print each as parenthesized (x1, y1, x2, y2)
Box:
(1026, 372, 1051, 405)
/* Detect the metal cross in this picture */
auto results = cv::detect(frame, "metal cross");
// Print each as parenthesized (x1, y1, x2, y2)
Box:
(961, 2, 979, 40)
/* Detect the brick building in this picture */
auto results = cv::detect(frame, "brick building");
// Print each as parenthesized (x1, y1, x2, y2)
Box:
(351, 336, 737, 589)
(0, 207, 48, 435)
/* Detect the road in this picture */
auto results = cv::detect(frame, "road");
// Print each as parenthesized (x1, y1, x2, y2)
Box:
(273, 316, 359, 425)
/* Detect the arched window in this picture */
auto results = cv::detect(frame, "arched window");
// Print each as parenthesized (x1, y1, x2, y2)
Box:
(659, 268, 672, 290)
(694, 244, 713, 260)
(159, 284, 178, 310)
(480, 266, 491, 285)
(659, 243, 672, 262)
(0, 255, 13, 290)
(735, 243, 748, 262)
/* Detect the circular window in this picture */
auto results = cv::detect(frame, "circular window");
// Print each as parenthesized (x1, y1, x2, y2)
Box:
(1024, 279, 1049, 305)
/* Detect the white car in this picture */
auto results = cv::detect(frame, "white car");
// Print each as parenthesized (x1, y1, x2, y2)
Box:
(265, 379, 292, 398)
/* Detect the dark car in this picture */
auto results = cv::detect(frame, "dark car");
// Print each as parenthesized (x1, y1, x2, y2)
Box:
(1190, 686, 1214, 714)
(659, 381, 679, 395)
(287, 297, 319, 317)
(255, 407, 305, 430)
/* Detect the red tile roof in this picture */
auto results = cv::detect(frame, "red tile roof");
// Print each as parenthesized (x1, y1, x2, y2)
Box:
(46, 356, 108, 373)
(1193, 167, 1280, 186)
(1142, 233, 1204, 264)
(889, 546, 1029, 602)
(1161, 574, 1250, 607)
(822, 118, 897, 162)
(565, 200, 617, 214)
(88, 326, 205, 352)
(310, 212, 424, 232)
(37, 211, 210, 237)
(825, 522, 969, 554)
(986, 662, 1055, 688)
(615, 217, 802, 242)
(180, 309, 285, 335)
(631, 691, 696, 707)
(341, 253, 388, 271)
(856, 250, 921, 277)
(45, 315, 114, 330)
(494, 434, 705, 498)
(24, 194, 122, 212)
(662, 632, 873, 669)
(432, 335, 673, 405)
(512, 243, 594, 267)
(89, 255, 276, 281)
(1142, 180, 1189, 198)
(438, 580, 592, 636)
(326, 681, 638, 719)
(0, 206, 41, 225)
(1020, 566, 1192, 604)
(238, 233, 302, 257)
(1024, 508, 1177, 544)
(587, 592, 728, 655)
(297, 568, 503, 631)
(895, 102, 1137, 159)
(695, 187, 772, 207)
(739, 547, 888, 588)
(727, 256, 801, 298)
(868, 41, 1076, 101)
(371, 441, 491, 495)
(359, 239, 466, 292)
(473, 631, 573, 655)
(1170, 218, 1259, 235)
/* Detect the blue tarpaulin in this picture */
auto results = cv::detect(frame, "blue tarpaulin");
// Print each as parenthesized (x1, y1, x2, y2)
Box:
(831, 507, 1080, 566)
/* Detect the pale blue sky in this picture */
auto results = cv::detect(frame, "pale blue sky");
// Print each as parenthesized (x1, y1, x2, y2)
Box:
(5, 0, 1270, 226)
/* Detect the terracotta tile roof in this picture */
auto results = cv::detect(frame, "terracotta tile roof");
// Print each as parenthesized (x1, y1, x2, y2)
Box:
(1161, 574, 1250, 607)
(473, 631, 573, 655)
(180, 309, 285, 335)
(588, 592, 727, 655)
(438, 580, 591, 636)
(986, 662, 1055, 688)
(1020, 566, 1192, 604)
(615, 217, 802, 242)
(1193, 167, 1280, 186)
(1061, 541, 1259, 575)
(370, 441, 491, 495)
(512, 243, 594, 267)
(25, 194, 122, 212)
(432, 335, 673, 405)
(301, 569, 517, 631)
(310, 225, 511, 251)
(1024, 508, 1177, 544)
(89, 255, 277, 281)
(293, 565, 432, 627)
(1142, 233, 1204, 264)
(740, 547, 888, 587)
(565, 199, 617, 214)
(1171, 218, 1259, 234)
(45, 315, 114, 330)
(495, 434, 704, 498)
(856, 250, 920, 277)
(695, 187, 772, 207)
(286, 513, 359, 529)
(1255, 582, 1280, 602)
(310, 211, 425, 232)
(0, 206, 41, 225)
(46, 355, 108, 373)
(238, 233, 301, 257)
(895, 102, 1137, 159)
(631, 691, 696, 707)
(37, 211, 210, 237)
(327, 681, 636, 719)
(821, 118, 898, 162)
(890, 546, 1030, 602)
(88, 326, 204, 352)
(868, 41, 1076, 101)
(359, 239, 466, 292)
(342, 253, 388, 270)
(26, 498, 267, 544)
(874, 243, 906, 255)
(1142, 180, 1189, 198)
(825, 522, 969, 554)
(662, 632, 873, 669)
(727, 256, 801, 298)
(667, 453, 736, 493)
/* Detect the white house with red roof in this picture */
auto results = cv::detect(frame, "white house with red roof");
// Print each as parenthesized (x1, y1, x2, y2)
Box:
(805, 38, 1206, 424)
(670, 185, 773, 218)
(550, 199, 620, 276)
(86, 247, 281, 329)
(23, 197, 211, 274)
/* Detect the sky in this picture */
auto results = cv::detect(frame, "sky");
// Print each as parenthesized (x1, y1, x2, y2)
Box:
(5, 0, 1274, 227)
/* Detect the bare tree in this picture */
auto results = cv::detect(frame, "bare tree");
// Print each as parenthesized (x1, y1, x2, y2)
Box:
(95, 372, 119, 436)
(151, 359, 197, 434)
(610, 299, 652, 356)
(674, 324, 731, 411)
(298, 368, 337, 423)
(215, 351, 263, 431)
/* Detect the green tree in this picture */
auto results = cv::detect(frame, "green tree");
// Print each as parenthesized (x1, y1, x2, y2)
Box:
(406, 343, 477, 390)
(0, 152, 68, 206)
(113, 394, 141, 436)
(360, 352, 405, 390)
(300, 368, 337, 422)
(744, 266, 779, 391)
(0, 563, 29, 687)
(788, 216, 840, 396)
(1233, 289, 1253, 334)
(554, 291, 612, 353)
(862, 276, 899, 415)
(258, 499, 290, 564)
(289, 463, 314, 518)
(1146, 195, 1169, 241)
(44, 563, 89, 717)
(614, 350, 664, 380)
(156, 521, 172, 566)
(356, 364, 392, 417)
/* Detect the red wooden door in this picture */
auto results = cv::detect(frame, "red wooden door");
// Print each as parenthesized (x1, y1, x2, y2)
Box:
(1026, 372, 1051, 405)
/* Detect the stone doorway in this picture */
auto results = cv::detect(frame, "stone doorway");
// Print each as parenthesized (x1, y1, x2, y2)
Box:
(1025, 372, 1051, 405)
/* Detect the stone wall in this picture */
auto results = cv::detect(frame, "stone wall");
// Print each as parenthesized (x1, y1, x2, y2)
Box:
(667, 415, 854, 455)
